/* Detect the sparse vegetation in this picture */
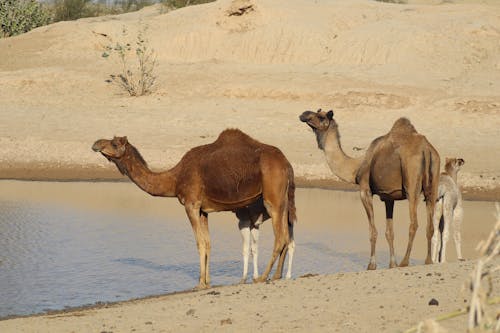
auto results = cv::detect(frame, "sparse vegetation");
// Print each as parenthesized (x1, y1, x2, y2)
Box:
(0, 0, 216, 38)
(0, 0, 51, 37)
(160, 0, 214, 10)
(103, 26, 157, 96)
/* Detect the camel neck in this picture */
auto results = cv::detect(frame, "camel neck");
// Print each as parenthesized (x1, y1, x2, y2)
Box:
(444, 168, 458, 183)
(116, 145, 177, 197)
(322, 125, 363, 184)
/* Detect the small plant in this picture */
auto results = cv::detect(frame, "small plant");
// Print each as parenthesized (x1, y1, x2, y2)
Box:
(103, 25, 158, 96)
(0, 0, 51, 37)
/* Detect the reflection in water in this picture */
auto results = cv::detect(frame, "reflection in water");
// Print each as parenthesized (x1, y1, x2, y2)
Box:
(0, 181, 496, 318)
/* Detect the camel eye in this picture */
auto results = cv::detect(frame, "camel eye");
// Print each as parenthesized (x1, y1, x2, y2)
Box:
(112, 142, 117, 148)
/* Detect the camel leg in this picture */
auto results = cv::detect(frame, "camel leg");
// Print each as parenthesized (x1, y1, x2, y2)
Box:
(360, 189, 377, 270)
(186, 205, 211, 290)
(431, 199, 443, 263)
(256, 200, 287, 282)
(384, 200, 397, 268)
(425, 193, 436, 265)
(285, 224, 295, 279)
(272, 243, 289, 280)
(250, 225, 260, 281)
(400, 193, 419, 267)
(440, 196, 453, 263)
(453, 204, 464, 261)
(239, 219, 251, 284)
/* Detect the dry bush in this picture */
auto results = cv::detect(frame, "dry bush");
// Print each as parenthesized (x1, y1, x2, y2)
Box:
(102, 25, 157, 96)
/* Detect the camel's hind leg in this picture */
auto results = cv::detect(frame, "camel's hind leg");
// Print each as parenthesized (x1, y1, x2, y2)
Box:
(431, 199, 443, 263)
(238, 219, 252, 284)
(255, 198, 288, 282)
(285, 224, 295, 279)
(250, 226, 260, 281)
(360, 188, 377, 270)
(452, 203, 464, 261)
(400, 185, 421, 267)
(440, 196, 453, 263)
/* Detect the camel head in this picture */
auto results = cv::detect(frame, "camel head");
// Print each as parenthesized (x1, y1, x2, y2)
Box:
(299, 108, 336, 150)
(444, 157, 465, 173)
(92, 136, 129, 161)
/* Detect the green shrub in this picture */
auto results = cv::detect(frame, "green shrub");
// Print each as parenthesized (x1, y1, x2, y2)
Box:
(0, 0, 51, 37)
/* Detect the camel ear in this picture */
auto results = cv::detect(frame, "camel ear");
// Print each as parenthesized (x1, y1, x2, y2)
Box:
(326, 110, 334, 120)
(458, 158, 464, 166)
(119, 136, 128, 145)
(317, 108, 322, 113)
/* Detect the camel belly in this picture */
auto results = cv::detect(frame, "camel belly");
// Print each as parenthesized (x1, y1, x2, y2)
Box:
(201, 194, 262, 213)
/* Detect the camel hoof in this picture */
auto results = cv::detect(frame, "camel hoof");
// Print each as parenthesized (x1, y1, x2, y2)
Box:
(389, 262, 397, 269)
(399, 260, 409, 267)
(458, 258, 466, 262)
(193, 283, 210, 291)
(367, 263, 377, 270)
(271, 274, 282, 281)
(239, 278, 247, 284)
(425, 258, 433, 265)
(253, 276, 266, 283)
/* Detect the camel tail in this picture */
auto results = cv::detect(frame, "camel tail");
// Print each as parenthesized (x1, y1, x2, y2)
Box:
(422, 147, 440, 203)
(287, 164, 297, 226)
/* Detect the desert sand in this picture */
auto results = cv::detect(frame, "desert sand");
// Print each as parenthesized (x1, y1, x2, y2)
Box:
(0, 0, 499, 331)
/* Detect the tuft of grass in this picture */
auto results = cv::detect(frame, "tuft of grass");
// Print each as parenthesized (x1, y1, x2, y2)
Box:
(103, 25, 158, 97)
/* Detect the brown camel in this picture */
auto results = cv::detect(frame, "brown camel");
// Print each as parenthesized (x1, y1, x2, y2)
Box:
(299, 109, 440, 269)
(92, 129, 296, 289)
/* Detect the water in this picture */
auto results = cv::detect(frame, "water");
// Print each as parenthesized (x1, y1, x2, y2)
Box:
(0, 180, 496, 318)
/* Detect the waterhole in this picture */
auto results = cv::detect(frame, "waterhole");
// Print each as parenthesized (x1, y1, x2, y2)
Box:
(0, 180, 495, 318)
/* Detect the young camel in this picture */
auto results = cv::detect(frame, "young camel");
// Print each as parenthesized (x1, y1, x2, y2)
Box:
(92, 129, 296, 290)
(236, 198, 295, 283)
(431, 157, 465, 263)
(299, 109, 440, 269)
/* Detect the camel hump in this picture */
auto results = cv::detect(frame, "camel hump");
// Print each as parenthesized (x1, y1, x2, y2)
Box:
(215, 128, 260, 146)
(389, 117, 417, 134)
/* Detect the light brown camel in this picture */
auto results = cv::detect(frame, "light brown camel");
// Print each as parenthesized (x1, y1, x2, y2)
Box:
(431, 157, 465, 263)
(92, 129, 296, 290)
(299, 109, 440, 269)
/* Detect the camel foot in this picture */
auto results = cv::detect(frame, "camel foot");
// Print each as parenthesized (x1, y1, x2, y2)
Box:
(193, 283, 210, 291)
(367, 263, 377, 270)
(389, 262, 397, 269)
(399, 260, 409, 267)
(271, 273, 282, 281)
(425, 257, 433, 265)
(239, 278, 247, 284)
(458, 258, 466, 262)
(253, 276, 266, 283)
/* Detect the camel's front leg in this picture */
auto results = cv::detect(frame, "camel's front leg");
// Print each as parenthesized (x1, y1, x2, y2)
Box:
(360, 189, 377, 270)
(186, 204, 211, 290)
(431, 199, 443, 263)
(384, 200, 397, 268)
(400, 193, 419, 267)
(238, 219, 251, 284)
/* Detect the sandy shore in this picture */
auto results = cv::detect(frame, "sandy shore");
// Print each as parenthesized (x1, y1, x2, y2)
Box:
(1, 259, 499, 333)
(1, 0, 500, 331)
